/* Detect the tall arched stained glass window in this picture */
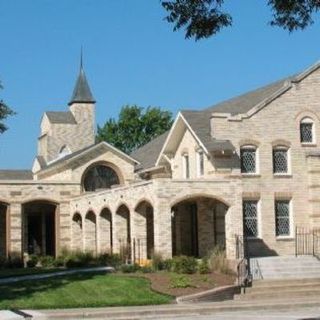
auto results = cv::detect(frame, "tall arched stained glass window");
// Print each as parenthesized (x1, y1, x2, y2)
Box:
(83, 165, 120, 192)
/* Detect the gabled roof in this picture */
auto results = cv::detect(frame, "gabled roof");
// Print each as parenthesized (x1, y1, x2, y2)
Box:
(37, 141, 139, 175)
(206, 77, 291, 116)
(207, 61, 320, 117)
(130, 131, 169, 171)
(180, 110, 235, 152)
(0, 170, 33, 180)
(69, 66, 95, 105)
(45, 111, 77, 124)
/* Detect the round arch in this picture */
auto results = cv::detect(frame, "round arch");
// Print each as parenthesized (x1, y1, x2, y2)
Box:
(84, 210, 97, 254)
(72, 212, 83, 251)
(170, 193, 231, 208)
(81, 161, 124, 192)
(99, 207, 113, 253)
(134, 200, 154, 260)
(0, 202, 9, 258)
(171, 195, 229, 258)
(22, 199, 58, 257)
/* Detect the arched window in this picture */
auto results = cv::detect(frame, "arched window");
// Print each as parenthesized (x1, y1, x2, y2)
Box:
(240, 145, 257, 174)
(300, 117, 315, 144)
(273, 146, 290, 174)
(83, 164, 120, 192)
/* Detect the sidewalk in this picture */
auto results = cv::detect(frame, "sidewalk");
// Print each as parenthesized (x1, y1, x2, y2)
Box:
(21, 296, 320, 319)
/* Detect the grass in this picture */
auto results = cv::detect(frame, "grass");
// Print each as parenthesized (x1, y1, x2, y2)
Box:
(0, 268, 63, 279)
(0, 272, 172, 309)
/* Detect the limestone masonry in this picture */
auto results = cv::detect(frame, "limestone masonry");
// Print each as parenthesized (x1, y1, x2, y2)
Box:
(1, 60, 320, 263)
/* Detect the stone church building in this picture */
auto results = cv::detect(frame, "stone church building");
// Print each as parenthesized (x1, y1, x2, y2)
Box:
(1, 60, 320, 263)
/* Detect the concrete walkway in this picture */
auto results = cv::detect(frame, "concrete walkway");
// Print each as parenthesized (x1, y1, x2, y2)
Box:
(0, 266, 113, 284)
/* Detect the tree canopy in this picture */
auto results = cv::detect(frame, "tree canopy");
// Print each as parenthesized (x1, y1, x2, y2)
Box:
(96, 105, 173, 154)
(161, 0, 320, 40)
(0, 82, 15, 133)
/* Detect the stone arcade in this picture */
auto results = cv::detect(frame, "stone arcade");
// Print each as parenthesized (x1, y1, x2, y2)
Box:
(2, 60, 320, 263)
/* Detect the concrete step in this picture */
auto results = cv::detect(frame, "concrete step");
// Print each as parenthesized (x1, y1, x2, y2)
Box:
(256, 273, 320, 280)
(250, 256, 320, 279)
(252, 278, 320, 288)
(235, 288, 320, 301)
(245, 282, 320, 294)
(27, 297, 320, 320)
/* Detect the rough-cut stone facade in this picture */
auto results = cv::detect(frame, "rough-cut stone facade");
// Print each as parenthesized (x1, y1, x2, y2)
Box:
(1, 61, 320, 262)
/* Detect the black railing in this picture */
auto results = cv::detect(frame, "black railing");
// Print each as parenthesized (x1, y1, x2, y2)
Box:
(235, 234, 252, 289)
(295, 227, 320, 259)
(118, 238, 147, 265)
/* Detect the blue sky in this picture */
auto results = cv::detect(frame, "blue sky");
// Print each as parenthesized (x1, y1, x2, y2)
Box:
(1, 0, 320, 169)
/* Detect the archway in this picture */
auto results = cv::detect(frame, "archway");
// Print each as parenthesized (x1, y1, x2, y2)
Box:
(115, 204, 131, 261)
(99, 208, 113, 253)
(0, 203, 8, 258)
(134, 201, 154, 261)
(72, 213, 83, 251)
(171, 196, 228, 257)
(82, 163, 121, 192)
(84, 211, 97, 254)
(22, 201, 57, 257)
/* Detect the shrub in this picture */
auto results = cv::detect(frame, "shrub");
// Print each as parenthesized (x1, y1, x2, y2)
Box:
(151, 252, 165, 271)
(120, 263, 140, 273)
(162, 259, 173, 271)
(198, 258, 210, 274)
(53, 256, 65, 267)
(172, 256, 197, 274)
(26, 255, 38, 268)
(209, 246, 234, 275)
(39, 255, 55, 268)
(5, 254, 23, 269)
(0, 256, 6, 268)
(170, 274, 194, 288)
(97, 253, 122, 268)
(140, 265, 154, 273)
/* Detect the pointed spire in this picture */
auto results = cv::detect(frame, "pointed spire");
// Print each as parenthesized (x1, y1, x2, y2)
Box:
(68, 50, 95, 106)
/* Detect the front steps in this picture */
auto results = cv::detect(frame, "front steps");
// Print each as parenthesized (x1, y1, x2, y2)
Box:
(235, 278, 320, 301)
(234, 256, 320, 305)
(250, 255, 320, 280)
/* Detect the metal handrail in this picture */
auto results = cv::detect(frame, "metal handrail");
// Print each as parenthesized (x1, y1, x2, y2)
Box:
(235, 234, 252, 291)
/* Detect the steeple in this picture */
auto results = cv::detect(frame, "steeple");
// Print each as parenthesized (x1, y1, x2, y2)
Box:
(68, 52, 95, 106)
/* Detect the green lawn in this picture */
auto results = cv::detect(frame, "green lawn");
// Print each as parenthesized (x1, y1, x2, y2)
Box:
(0, 267, 63, 279)
(0, 273, 172, 309)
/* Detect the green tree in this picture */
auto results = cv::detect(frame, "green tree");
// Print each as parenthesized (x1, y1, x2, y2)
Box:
(161, 0, 320, 40)
(0, 82, 15, 133)
(96, 105, 173, 154)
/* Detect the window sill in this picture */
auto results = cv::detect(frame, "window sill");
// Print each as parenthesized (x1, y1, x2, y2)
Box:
(273, 174, 292, 178)
(241, 174, 261, 178)
(246, 237, 262, 241)
(301, 143, 317, 147)
(276, 236, 294, 241)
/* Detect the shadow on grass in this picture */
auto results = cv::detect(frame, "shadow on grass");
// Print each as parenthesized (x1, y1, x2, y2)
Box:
(0, 272, 172, 309)
(0, 272, 100, 302)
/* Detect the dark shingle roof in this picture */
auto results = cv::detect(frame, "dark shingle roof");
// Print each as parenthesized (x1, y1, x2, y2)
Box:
(206, 78, 291, 115)
(0, 170, 33, 180)
(69, 67, 95, 105)
(181, 110, 235, 152)
(130, 132, 169, 170)
(45, 111, 77, 124)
